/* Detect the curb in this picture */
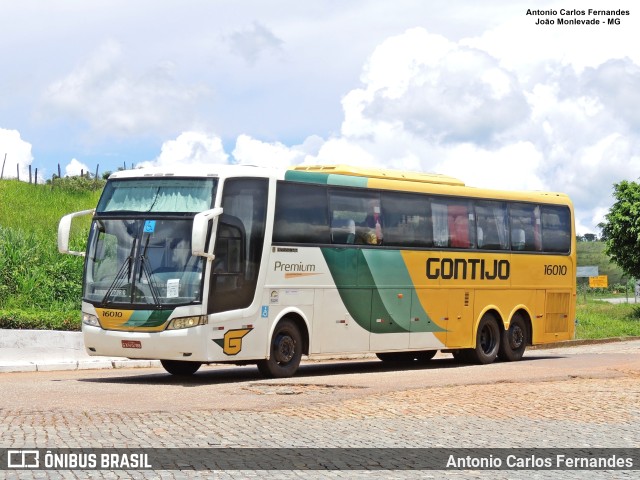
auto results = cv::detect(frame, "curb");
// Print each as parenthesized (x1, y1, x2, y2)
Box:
(530, 336, 640, 350)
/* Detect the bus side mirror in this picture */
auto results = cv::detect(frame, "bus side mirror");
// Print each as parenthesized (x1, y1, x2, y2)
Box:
(192, 207, 223, 260)
(58, 209, 95, 256)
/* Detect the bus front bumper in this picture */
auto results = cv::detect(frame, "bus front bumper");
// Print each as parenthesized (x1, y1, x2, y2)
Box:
(82, 324, 210, 362)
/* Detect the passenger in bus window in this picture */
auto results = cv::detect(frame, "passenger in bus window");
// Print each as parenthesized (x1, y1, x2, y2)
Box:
(361, 198, 383, 244)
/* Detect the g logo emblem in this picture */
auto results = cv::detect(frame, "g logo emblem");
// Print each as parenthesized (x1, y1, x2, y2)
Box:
(214, 328, 252, 355)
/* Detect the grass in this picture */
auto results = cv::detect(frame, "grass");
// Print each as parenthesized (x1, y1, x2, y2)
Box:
(0, 179, 103, 330)
(575, 296, 640, 339)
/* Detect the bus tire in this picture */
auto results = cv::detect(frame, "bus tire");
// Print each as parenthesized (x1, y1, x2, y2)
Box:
(467, 314, 500, 364)
(498, 314, 527, 362)
(160, 359, 201, 376)
(257, 319, 302, 378)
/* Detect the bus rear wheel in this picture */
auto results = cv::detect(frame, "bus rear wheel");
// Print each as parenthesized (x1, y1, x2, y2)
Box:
(498, 314, 527, 361)
(160, 359, 202, 376)
(257, 319, 302, 378)
(467, 314, 500, 364)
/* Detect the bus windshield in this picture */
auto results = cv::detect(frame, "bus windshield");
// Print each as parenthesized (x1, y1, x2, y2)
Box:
(84, 218, 205, 307)
(97, 178, 216, 213)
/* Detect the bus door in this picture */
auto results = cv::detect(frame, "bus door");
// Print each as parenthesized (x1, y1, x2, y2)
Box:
(208, 178, 268, 314)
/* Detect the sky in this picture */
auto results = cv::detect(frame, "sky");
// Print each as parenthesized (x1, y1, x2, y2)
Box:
(1, 0, 639, 235)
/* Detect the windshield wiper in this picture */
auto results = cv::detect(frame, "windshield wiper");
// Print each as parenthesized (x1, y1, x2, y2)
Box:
(138, 234, 162, 309)
(101, 238, 137, 306)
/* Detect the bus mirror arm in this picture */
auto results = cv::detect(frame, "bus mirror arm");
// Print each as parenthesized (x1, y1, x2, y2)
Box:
(192, 207, 223, 260)
(58, 209, 95, 256)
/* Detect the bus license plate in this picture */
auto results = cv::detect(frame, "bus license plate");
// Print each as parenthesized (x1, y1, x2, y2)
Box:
(121, 340, 142, 349)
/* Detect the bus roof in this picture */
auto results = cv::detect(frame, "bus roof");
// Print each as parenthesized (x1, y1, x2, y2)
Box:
(106, 164, 282, 180)
(292, 164, 465, 186)
(106, 163, 571, 206)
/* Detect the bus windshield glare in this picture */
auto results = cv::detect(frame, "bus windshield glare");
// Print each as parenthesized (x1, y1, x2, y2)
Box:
(97, 178, 216, 213)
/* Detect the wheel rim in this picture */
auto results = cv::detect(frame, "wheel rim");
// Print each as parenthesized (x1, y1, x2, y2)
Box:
(510, 324, 524, 349)
(274, 334, 295, 364)
(479, 324, 497, 354)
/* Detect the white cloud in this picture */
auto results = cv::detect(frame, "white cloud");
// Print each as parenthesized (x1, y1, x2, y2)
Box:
(226, 22, 284, 65)
(138, 131, 229, 169)
(355, 29, 529, 145)
(64, 158, 90, 177)
(0, 128, 34, 181)
(42, 40, 209, 137)
(232, 134, 305, 167)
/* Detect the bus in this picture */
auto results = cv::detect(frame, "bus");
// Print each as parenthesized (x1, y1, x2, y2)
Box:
(58, 164, 576, 378)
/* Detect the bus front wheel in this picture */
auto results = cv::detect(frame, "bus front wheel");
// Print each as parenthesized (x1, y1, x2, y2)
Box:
(467, 314, 500, 364)
(160, 359, 202, 376)
(257, 319, 302, 378)
(498, 314, 527, 361)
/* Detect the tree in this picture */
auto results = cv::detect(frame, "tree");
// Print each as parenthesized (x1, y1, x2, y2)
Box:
(600, 180, 640, 278)
(583, 233, 597, 242)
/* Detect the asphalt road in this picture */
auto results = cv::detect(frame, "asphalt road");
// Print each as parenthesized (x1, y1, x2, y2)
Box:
(1, 340, 639, 479)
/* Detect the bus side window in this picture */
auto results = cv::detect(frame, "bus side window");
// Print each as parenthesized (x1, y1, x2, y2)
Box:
(328, 188, 382, 246)
(475, 201, 509, 250)
(510, 203, 542, 252)
(274, 182, 330, 244)
(331, 218, 356, 244)
(448, 204, 472, 248)
(432, 199, 474, 249)
(381, 191, 433, 248)
(541, 206, 571, 253)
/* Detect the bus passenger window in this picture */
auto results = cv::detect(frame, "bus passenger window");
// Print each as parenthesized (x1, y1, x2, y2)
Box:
(331, 218, 356, 244)
(328, 189, 382, 246)
(541, 206, 571, 253)
(432, 199, 474, 249)
(475, 201, 509, 250)
(381, 192, 432, 247)
(273, 182, 330, 244)
(510, 203, 541, 251)
(448, 204, 472, 248)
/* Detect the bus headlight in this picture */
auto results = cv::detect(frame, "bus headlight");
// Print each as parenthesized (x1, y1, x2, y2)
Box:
(82, 313, 101, 327)
(167, 316, 208, 330)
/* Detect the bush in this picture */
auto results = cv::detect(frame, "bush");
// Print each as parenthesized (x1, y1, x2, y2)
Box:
(0, 308, 80, 331)
(47, 175, 106, 193)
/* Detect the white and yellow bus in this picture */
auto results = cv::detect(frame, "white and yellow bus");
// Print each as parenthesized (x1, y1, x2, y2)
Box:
(58, 164, 575, 377)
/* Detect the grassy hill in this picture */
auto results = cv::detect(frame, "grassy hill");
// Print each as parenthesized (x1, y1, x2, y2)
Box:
(576, 240, 628, 290)
(0, 178, 103, 329)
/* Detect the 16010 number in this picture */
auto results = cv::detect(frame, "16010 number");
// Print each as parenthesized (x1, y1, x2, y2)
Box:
(544, 264, 567, 276)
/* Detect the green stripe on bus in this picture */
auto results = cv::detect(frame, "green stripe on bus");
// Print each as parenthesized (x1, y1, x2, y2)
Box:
(284, 170, 330, 184)
(284, 170, 369, 188)
(124, 310, 172, 327)
(327, 174, 369, 188)
(321, 248, 443, 334)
